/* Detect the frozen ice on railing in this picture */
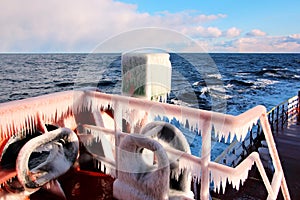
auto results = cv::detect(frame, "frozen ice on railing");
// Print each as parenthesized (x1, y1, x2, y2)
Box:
(0, 89, 291, 199)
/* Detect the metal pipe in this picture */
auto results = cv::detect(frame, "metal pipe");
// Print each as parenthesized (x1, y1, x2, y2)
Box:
(276, 106, 279, 132)
(281, 104, 285, 129)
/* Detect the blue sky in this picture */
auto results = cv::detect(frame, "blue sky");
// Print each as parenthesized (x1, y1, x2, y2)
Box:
(121, 0, 299, 35)
(1, 0, 299, 52)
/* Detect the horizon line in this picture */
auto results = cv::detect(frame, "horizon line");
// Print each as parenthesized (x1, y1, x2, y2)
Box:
(0, 51, 299, 54)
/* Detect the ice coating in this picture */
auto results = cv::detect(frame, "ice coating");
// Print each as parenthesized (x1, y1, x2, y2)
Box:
(0, 91, 75, 139)
(16, 127, 79, 191)
(209, 154, 255, 193)
(0, 89, 290, 199)
(121, 52, 172, 102)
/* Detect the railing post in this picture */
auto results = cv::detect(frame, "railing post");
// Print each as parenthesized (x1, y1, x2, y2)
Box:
(257, 123, 261, 136)
(268, 114, 273, 129)
(282, 104, 285, 129)
(200, 120, 211, 200)
(260, 113, 291, 200)
(276, 106, 279, 132)
(250, 128, 253, 146)
(271, 110, 274, 131)
(298, 91, 300, 123)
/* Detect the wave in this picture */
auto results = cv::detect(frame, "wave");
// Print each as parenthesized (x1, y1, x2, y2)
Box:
(251, 79, 279, 89)
(255, 69, 278, 76)
(234, 72, 252, 78)
(97, 80, 117, 87)
(192, 80, 206, 87)
(29, 85, 52, 90)
(294, 59, 300, 64)
(9, 92, 30, 100)
(1, 77, 33, 83)
(255, 67, 299, 80)
(293, 75, 300, 79)
(198, 87, 209, 99)
(226, 79, 254, 87)
(55, 82, 74, 87)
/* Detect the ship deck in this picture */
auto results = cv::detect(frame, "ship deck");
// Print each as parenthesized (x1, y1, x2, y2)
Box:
(275, 119, 300, 200)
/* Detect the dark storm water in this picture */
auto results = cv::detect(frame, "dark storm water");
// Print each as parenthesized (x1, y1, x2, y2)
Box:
(0, 53, 300, 115)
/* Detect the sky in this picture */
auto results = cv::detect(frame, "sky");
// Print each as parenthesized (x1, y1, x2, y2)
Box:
(0, 0, 300, 53)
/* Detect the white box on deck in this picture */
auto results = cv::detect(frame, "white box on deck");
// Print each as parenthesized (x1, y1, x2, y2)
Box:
(121, 52, 172, 101)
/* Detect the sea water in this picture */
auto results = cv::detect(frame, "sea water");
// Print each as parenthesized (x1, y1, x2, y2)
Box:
(1, 53, 299, 115)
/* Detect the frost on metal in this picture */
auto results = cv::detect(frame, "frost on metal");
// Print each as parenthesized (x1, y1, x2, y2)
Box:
(209, 155, 255, 193)
(0, 89, 261, 143)
(0, 91, 75, 139)
(0, 89, 290, 199)
(121, 52, 172, 103)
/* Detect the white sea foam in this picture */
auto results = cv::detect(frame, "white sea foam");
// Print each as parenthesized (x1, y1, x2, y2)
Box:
(252, 79, 279, 89)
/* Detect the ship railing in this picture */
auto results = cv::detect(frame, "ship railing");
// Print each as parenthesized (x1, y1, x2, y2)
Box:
(80, 123, 284, 200)
(80, 90, 290, 200)
(0, 89, 291, 199)
(215, 91, 300, 169)
(267, 92, 299, 133)
(214, 121, 261, 168)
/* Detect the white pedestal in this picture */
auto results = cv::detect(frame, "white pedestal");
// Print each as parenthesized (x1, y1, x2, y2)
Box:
(122, 52, 172, 102)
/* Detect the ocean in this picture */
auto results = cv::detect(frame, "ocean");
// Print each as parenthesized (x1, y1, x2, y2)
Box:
(1, 53, 299, 115)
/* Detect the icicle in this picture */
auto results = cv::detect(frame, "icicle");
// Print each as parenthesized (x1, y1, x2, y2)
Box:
(100, 163, 104, 172)
(0, 90, 80, 139)
(213, 116, 260, 144)
(29, 114, 34, 134)
(210, 153, 255, 194)
(173, 150, 202, 181)
(211, 169, 228, 194)
(222, 177, 227, 193)
(97, 161, 100, 169)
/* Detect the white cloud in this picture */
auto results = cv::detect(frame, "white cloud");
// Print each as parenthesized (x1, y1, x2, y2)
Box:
(224, 27, 242, 38)
(212, 35, 300, 52)
(182, 26, 242, 39)
(246, 29, 267, 37)
(0, 0, 146, 52)
(0, 0, 227, 52)
(202, 27, 223, 38)
(284, 34, 300, 44)
(154, 11, 226, 26)
(182, 26, 223, 38)
(289, 34, 300, 39)
(192, 13, 227, 23)
(0, 0, 299, 53)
